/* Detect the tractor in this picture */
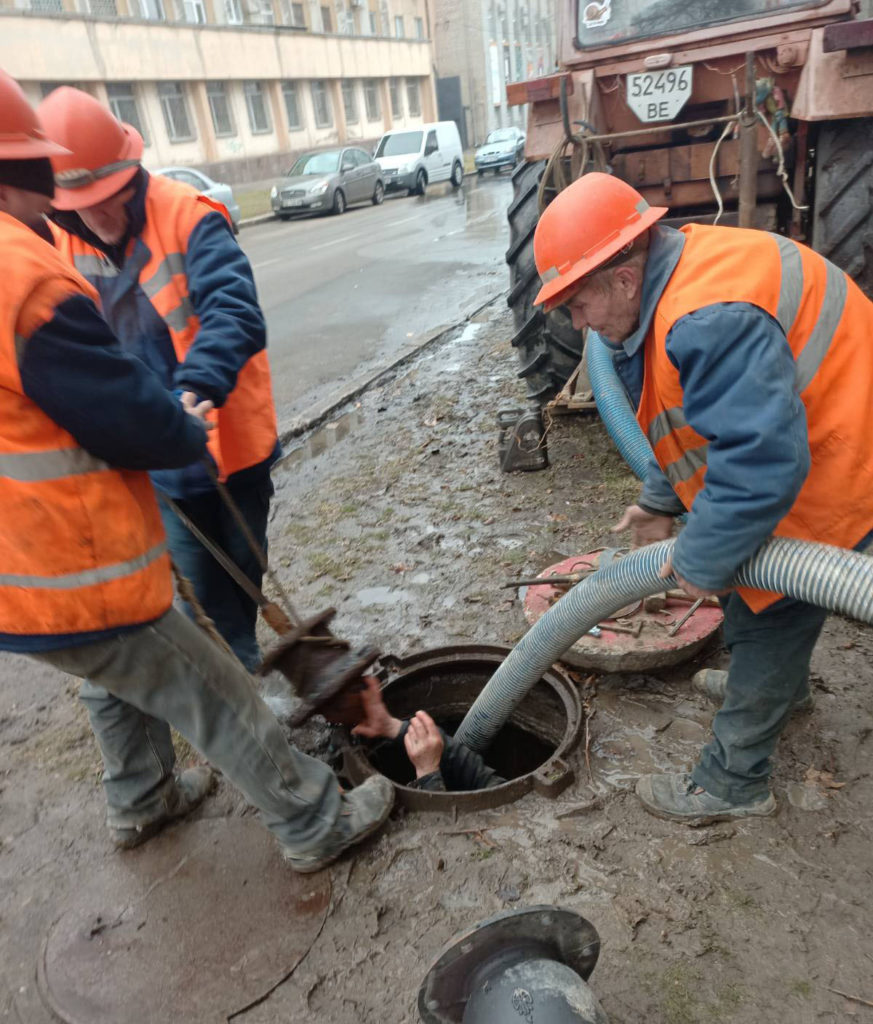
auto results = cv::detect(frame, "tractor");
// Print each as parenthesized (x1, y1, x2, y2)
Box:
(505, 0, 873, 404)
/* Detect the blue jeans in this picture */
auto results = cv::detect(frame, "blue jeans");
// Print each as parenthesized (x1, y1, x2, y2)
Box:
(37, 609, 341, 851)
(159, 475, 273, 672)
(691, 592, 827, 803)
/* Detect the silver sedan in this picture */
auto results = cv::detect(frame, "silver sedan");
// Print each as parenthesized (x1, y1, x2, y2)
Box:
(154, 166, 242, 233)
(270, 147, 384, 219)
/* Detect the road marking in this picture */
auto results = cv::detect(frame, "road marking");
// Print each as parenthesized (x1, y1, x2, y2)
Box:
(252, 257, 282, 269)
(310, 231, 367, 252)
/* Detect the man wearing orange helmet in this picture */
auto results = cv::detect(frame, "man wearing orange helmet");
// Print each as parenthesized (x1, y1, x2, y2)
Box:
(534, 172, 873, 825)
(0, 71, 393, 868)
(37, 86, 278, 675)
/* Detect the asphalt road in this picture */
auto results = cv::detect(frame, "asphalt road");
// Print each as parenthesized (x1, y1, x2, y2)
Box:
(237, 173, 514, 430)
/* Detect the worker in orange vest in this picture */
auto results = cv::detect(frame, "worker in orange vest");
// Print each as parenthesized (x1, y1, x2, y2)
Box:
(0, 70, 392, 868)
(37, 86, 278, 675)
(534, 172, 873, 825)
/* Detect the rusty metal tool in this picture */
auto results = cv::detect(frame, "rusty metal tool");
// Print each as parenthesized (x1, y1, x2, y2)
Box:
(502, 571, 589, 589)
(667, 597, 705, 637)
(598, 620, 643, 637)
(159, 486, 379, 727)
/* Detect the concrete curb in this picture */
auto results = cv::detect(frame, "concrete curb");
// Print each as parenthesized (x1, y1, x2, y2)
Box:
(274, 291, 505, 460)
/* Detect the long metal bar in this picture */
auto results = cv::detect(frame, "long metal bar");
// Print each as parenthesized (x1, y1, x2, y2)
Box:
(738, 52, 759, 228)
(200, 457, 300, 624)
(576, 113, 738, 147)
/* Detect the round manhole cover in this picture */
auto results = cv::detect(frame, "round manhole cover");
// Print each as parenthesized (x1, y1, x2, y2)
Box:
(522, 552, 723, 671)
(38, 818, 330, 1024)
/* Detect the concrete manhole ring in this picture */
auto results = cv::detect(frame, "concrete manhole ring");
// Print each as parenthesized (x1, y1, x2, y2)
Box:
(37, 818, 330, 1024)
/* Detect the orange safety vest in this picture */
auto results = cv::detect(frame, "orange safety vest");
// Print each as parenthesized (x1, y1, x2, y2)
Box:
(637, 224, 873, 611)
(0, 211, 172, 637)
(52, 174, 277, 480)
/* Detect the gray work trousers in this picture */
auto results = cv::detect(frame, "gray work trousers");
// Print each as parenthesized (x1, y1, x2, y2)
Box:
(691, 592, 827, 804)
(31, 607, 340, 855)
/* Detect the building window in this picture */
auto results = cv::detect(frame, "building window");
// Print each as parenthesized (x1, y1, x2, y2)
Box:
(244, 81, 272, 134)
(158, 82, 195, 141)
(136, 0, 165, 18)
(207, 82, 236, 137)
(389, 77, 402, 118)
(341, 80, 359, 125)
(30, 0, 64, 11)
(394, 13, 403, 36)
(82, 0, 119, 15)
(310, 80, 333, 127)
(180, 0, 206, 22)
(106, 83, 149, 145)
(280, 0, 305, 24)
(363, 79, 381, 121)
(414, 15, 424, 38)
(224, 0, 243, 21)
(406, 79, 421, 117)
(282, 81, 303, 130)
(368, 9, 376, 33)
(320, 4, 332, 30)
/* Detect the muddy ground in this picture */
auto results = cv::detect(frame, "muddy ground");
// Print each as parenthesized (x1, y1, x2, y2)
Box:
(4, 299, 873, 1023)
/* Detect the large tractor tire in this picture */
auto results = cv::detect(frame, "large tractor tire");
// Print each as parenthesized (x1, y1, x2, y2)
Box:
(505, 160, 584, 405)
(812, 119, 873, 297)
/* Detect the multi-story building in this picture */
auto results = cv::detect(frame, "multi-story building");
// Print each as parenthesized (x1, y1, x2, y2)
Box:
(0, 0, 437, 181)
(431, 0, 555, 149)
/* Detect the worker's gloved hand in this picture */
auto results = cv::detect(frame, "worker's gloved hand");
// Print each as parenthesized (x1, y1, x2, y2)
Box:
(611, 504, 674, 548)
(404, 711, 444, 778)
(180, 390, 215, 430)
(352, 676, 403, 739)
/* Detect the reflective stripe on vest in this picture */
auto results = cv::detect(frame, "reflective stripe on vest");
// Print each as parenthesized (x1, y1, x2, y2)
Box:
(0, 446, 108, 482)
(647, 233, 849, 493)
(72, 252, 119, 279)
(0, 540, 166, 589)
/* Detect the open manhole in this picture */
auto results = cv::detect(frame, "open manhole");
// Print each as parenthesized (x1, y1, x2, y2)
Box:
(343, 644, 583, 811)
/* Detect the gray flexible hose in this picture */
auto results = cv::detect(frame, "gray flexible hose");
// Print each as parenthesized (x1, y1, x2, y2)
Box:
(455, 536, 873, 753)
(585, 334, 652, 481)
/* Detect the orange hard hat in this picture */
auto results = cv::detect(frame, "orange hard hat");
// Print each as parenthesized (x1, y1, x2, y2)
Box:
(37, 86, 143, 210)
(0, 70, 71, 160)
(533, 172, 667, 313)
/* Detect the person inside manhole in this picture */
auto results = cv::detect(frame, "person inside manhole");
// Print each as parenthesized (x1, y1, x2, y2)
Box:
(352, 677, 505, 791)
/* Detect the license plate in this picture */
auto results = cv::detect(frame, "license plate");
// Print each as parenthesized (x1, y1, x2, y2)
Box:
(283, 199, 304, 208)
(626, 65, 692, 123)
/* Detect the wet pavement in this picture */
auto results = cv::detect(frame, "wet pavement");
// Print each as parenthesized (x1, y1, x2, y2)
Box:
(238, 174, 514, 431)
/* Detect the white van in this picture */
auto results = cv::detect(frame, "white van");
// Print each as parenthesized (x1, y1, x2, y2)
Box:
(374, 121, 464, 196)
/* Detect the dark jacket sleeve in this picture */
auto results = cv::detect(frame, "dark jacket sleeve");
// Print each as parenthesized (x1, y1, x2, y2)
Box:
(666, 302, 810, 590)
(174, 211, 266, 406)
(639, 455, 686, 517)
(19, 292, 209, 471)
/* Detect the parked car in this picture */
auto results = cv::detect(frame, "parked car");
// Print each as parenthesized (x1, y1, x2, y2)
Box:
(154, 166, 241, 233)
(374, 122, 464, 196)
(474, 127, 526, 175)
(271, 148, 384, 218)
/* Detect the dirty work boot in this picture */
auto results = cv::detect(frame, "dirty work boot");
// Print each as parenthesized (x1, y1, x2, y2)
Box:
(636, 772, 776, 827)
(111, 766, 216, 850)
(692, 669, 815, 713)
(282, 774, 394, 874)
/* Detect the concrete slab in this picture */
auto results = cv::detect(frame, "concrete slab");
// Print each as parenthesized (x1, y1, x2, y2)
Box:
(37, 819, 330, 1024)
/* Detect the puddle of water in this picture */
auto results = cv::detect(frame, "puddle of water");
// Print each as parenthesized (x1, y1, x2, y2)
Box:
(355, 586, 410, 607)
(410, 572, 431, 585)
(786, 782, 829, 811)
